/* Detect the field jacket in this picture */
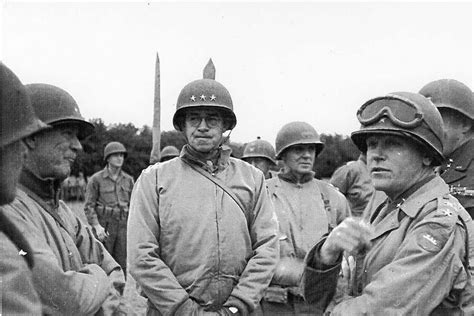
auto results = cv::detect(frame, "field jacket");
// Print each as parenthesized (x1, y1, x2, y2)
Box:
(2, 169, 125, 315)
(128, 145, 279, 315)
(302, 176, 474, 315)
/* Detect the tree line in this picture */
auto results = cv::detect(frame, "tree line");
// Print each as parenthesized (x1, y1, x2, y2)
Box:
(72, 119, 360, 180)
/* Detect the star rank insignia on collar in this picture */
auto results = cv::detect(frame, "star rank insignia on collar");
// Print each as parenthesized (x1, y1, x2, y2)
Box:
(210, 94, 216, 101)
(200, 94, 206, 101)
(190, 95, 196, 102)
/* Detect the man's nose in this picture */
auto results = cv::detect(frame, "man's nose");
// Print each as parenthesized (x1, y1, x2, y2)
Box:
(70, 136, 83, 151)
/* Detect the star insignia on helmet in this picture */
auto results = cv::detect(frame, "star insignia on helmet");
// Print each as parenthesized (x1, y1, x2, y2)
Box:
(380, 118, 386, 123)
(190, 95, 196, 102)
(210, 94, 216, 101)
(200, 94, 206, 101)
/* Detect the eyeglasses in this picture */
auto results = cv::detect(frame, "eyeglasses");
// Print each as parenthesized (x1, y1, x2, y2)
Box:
(185, 113, 223, 128)
(357, 95, 424, 129)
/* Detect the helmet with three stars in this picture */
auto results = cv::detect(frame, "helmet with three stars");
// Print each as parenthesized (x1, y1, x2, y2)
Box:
(419, 79, 473, 121)
(351, 92, 445, 165)
(173, 78, 236, 131)
(275, 121, 324, 160)
(25, 83, 94, 140)
(242, 137, 277, 165)
(0, 63, 49, 148)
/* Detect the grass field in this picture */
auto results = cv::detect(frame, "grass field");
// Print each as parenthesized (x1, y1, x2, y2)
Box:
(67, 201, 148, 315)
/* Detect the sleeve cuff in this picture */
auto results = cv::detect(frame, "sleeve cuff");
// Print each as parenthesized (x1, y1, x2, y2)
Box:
(305, 237, 342, 272)
(224, 296, 250, 316)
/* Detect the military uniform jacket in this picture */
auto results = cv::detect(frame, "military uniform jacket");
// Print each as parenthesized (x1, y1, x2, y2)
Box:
(266, 175, 351, 267)
(302, 176, 474, 315)
(442, 138, 474, 215)
(127, 145, 279, 315)
(84, 167, 134, 226)
(0, 220, 42, 315)
(2, 169, 125, 315)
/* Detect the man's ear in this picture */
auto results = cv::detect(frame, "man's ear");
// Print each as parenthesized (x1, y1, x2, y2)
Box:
(23, 135, 37, 150)
(422, 155, 433, 167)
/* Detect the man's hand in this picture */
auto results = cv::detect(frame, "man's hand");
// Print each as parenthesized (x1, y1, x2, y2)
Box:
(92, 224, 108, 242)
(320, 218, 374, 265)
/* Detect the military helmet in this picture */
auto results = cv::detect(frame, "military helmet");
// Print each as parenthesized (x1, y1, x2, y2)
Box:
(0, 63, 49, 147)
(104, 141, 127, 162)
(275, 121, 324, 160)
(242, 137, 276, 165)
(351, 92, 444, 165)
(160, 145, 180, 162)
(173, 79, 236, 131)
(25, 83, 94, 139)
(419, 79, 473, 120)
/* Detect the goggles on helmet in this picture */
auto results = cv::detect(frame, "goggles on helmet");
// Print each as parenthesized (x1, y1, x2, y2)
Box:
(357, 94, 424, 129)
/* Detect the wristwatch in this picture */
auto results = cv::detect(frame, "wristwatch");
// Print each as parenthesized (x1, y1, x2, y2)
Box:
(228, 306, 239, 314)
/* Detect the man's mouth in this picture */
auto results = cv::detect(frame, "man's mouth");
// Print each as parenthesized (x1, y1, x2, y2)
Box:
(371, 167, 390, 173)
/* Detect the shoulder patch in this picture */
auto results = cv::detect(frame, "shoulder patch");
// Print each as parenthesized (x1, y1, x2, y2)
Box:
(417, 232, 442, 252)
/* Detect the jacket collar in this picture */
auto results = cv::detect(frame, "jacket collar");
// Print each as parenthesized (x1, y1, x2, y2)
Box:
(278, 170, 315, 185)
(396, 175, 447, 218)
(102, 165, 124, 180)
(19, 167, 62, 206)
(180, 144, 232, 174)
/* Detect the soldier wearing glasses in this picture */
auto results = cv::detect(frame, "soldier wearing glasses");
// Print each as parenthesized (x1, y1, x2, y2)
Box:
(302, 92, 473, 315)
(128, 77, 278, 315)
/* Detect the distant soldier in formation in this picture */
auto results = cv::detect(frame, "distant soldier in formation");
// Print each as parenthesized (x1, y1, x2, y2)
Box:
(85, 141, 134, 273)
(160, 145, 180, 162)
(302, 92, 473, 315)
(262, 121, 351, 315)
(128, 77, 279, 315)
(330, 153, 386, 217)
(241, 137, 277, 179)
(2, 83, 126, 315)
(0, 63, 48, 315)
(419, 79, 474, 218)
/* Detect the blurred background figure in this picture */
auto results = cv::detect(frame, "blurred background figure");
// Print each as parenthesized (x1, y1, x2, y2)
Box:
(85, 141, 134, 273)
(159, 145, 180, 162)
(241, 137, 277, 179)
(330, 153, 386, 217)
(419, 79, 474, 218)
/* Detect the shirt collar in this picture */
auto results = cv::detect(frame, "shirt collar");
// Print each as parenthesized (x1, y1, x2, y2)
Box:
(19, 167, 62, 205)
(180, 144, 232, 173)
(278, 170, 315, 185)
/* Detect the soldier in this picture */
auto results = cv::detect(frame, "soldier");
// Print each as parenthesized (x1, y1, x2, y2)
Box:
(160, 145, 180, 162)
(330, 153, 386, 217)
(241, 137, 277, 179)
(262, 121, 351, 315)
(128, 77, 279, 315)
(85, 141, 134, 272)
(419, 79, 474, 218)
(302, 92, 473, 315)
(0, 62, 48, 315)
(2, 83, 126, 315)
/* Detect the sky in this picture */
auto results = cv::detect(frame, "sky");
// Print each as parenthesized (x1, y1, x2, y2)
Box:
(1, 1, 472, 145)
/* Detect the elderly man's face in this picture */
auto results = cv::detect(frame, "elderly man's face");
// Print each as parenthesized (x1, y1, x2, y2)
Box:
(184, 108, 225, 153)
(0, 140, 27, 205)
(283, 144, 316, 176)
(27, 125, 82, 181)
(366, 134, 429, 200)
